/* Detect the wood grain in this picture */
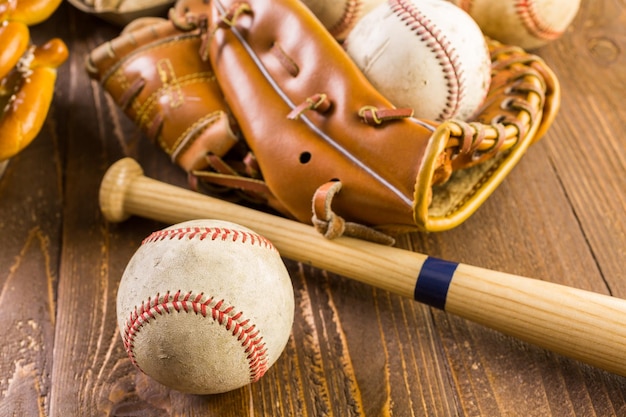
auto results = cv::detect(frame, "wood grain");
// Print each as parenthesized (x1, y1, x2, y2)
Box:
(98, 156, 626, 377)
(0, 0, 624, 415)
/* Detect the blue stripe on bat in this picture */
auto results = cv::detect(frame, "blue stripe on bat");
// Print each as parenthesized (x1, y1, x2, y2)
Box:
(414, 257, 458, 310)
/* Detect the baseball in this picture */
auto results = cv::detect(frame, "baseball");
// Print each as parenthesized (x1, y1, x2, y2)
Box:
(299, 0, 386, 40)
(448, 0, 581, 50)
(344, 0, 491, 121)
(116, 219, 295, 394)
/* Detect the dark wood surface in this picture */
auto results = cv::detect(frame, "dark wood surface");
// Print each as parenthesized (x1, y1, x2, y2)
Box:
(1, 1, 625, 415)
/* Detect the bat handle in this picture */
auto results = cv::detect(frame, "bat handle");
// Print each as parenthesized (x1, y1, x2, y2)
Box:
(100, 158, 626, 377)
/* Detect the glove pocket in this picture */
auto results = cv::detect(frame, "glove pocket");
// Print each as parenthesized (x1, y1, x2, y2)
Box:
(414, 40, 561, 232)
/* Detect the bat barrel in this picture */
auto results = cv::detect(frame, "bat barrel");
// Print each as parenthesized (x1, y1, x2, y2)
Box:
(100, 158, 626, 377)
(446, 264, 626, 376)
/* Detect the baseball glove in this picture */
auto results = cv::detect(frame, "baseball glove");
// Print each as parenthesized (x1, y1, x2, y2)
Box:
(87, 0, 560, 244)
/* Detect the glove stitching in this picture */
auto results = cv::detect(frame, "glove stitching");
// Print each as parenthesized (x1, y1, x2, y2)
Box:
(168, 111, 224, 160)
(358, 106, 414, 125)
(135, 73, 216, 130)
(99, 33, 202, 85)
(269, 42, 299, 77)
(287, 93, 331, 120)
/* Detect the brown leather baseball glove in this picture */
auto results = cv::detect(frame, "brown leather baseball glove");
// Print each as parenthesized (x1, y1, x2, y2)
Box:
(87, 0, 560, 244)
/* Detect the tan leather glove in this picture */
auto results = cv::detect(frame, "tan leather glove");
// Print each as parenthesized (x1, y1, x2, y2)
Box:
(86, 16, 239, 173)
(88, 0, 560, 243)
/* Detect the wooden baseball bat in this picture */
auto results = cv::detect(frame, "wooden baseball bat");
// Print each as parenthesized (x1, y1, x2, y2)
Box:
(100, 158, 626, 377)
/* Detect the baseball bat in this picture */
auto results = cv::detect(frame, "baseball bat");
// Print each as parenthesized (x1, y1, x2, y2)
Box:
(100, 158, 626, 377)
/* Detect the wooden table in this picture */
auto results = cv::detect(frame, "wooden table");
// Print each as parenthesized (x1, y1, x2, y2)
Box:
(1, 1, 624, 415)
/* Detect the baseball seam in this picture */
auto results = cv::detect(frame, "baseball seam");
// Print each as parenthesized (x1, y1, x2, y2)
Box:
(142, 226, 275, 250)
(391, 0, 465, 120)
(123, 290, 269, 382)
(515, 0, 563, 40)
(329, 0, 362, 38)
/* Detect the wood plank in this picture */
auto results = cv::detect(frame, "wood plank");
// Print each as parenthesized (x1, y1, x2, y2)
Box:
(400, 1, 626, 415)
(0, 119, 61, 417)
(538, 0, 626, 295)
(0, 11, 67, 415)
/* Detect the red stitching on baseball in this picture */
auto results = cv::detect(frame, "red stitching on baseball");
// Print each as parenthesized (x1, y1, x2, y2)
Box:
(390, 0, 465, 120)
(515, 0, 563, 40)
(142, 226, 275, 250)
(123, 290, 269, 382)
(328, 0, 361, 38)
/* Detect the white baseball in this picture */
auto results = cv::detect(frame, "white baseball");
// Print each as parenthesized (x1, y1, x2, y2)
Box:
(299, 0, 386, 40)
(344, 0, 491, 121)
(116, 219, 295, 394)
(448, 0, 581, 50)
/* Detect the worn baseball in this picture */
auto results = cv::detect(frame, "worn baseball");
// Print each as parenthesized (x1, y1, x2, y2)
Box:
(448, 0, 581, 50)
(344, 0, 491, 121)
(299, 0, 386, 40)
(116, 219, 295, 394)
